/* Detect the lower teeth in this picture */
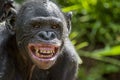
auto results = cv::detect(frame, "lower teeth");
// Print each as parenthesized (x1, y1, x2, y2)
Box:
(35, 53, 53, 58)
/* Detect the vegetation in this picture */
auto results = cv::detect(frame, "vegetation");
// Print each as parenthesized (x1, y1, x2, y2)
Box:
(15, 0, 120, 80)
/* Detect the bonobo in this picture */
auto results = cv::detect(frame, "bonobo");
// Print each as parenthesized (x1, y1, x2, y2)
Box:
(0, 0, 82, 80)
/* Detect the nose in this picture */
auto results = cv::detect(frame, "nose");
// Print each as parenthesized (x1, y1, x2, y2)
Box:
(38, 31, 56, 41)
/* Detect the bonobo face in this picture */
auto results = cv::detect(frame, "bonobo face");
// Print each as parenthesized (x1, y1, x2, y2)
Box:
(15, 1, 69, 69)
(26, 17, 63, 69)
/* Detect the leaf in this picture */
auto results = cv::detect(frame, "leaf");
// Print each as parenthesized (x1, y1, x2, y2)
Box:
(94, 45, 120, 56)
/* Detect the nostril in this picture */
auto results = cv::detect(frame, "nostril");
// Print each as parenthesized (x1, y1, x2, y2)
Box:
(39, 32, 49, 40)
(39, 33, 45, 39)
(51, 32, 56, 39)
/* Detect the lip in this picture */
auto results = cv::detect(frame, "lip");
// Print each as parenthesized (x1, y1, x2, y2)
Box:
(28, 43, 60, 61)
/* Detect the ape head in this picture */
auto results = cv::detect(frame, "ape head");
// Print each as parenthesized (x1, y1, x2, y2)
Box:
(14, 0, 72, 69)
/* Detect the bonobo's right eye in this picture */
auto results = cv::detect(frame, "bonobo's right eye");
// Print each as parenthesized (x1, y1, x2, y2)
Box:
(51, 25, 58, 29)
(34, 25, 39, 28)
(32, 23, 41, 28)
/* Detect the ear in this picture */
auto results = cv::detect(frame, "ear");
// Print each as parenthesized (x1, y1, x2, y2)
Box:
(64, 11, 72, 35)
(6, 7, 17, 35)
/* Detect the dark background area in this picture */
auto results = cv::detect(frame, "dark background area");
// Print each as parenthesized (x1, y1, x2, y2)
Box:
(15, 0, 120, 80)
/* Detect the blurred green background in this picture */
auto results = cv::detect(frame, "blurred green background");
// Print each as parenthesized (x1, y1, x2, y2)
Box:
(15, 0, 120, 80)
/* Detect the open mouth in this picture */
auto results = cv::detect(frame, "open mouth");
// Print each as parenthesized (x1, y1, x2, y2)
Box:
(28, 43, 59, 59)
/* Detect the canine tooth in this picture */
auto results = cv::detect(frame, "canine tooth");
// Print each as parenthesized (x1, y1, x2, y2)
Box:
(36, 53, 40, 57)
(53, 51, 55, 53)
(51, 50, 54, 53)
(36, 49, 39, 53)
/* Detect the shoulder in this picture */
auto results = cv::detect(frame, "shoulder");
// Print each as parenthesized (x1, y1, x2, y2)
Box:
(63, 38, 82, 65)
(0, 22, 11, 46)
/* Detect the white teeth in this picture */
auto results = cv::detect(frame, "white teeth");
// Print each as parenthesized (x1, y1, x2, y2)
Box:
(46, 51, 50, 53)
(40, 50, 43, 53)
(36, 49, 39, 54)
(42, 50, 46, 53)
(38, 50, 55, 54)
(35, 48, 55, 58)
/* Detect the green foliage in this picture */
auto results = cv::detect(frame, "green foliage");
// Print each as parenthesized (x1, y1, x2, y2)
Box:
(58, 0, 120, 48)
(78, 63, 120, 80)
(94, 45, 120, 56)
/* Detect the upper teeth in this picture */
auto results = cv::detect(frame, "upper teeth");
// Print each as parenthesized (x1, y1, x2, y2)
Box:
(36, 48, 55, 54)
(35, 48, 55, 58)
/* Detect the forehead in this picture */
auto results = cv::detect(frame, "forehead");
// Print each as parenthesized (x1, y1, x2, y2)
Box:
(22, 1, 63, 19)
(16, 1, 67, 28)
(25, 17, 63, 27)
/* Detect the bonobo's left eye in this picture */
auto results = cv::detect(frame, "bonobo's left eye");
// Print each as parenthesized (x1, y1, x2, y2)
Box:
(51, 25, 58, 29)
(33, 24, 41, 28)
(34, 25, 39, 28)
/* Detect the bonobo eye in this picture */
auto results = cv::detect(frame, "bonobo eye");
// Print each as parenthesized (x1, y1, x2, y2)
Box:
(51, 25, 58, 29)
(33, 24, 41, 28)
(34, 25, 39, 28)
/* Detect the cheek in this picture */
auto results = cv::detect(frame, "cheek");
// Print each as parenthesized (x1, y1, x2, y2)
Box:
(56, 29, 63, 39)
(16, 37, 30, 56)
